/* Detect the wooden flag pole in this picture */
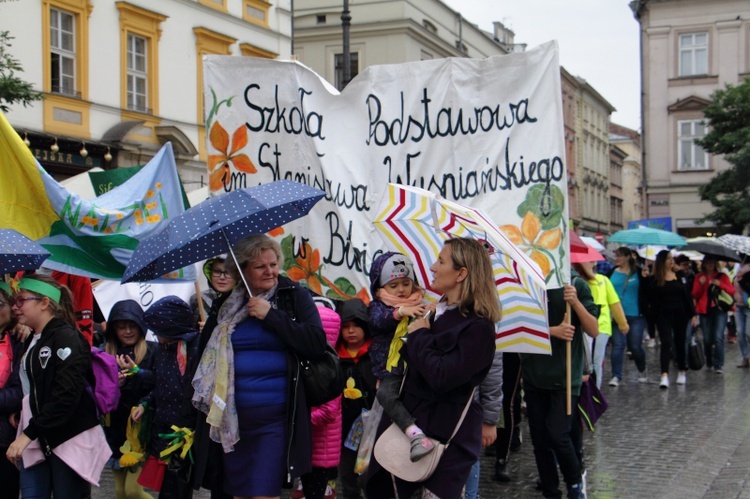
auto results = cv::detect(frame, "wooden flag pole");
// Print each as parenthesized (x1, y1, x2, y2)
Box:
(566, 302, 572, 415)
(195, 281, 207, 324)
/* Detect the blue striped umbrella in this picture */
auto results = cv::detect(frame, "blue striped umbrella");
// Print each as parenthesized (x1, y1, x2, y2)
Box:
(0, 229, 51, 274)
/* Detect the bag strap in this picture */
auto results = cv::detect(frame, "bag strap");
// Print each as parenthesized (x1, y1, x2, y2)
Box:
(397, 367, 476, 447)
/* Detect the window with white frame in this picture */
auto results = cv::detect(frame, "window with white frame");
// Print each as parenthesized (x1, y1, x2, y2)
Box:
(334, 52, 359, 90)
(678, 119, 708, 170)
(50, 8, 76, 96)
(127, 33, 148, 113)
(679, 32, 708, 77)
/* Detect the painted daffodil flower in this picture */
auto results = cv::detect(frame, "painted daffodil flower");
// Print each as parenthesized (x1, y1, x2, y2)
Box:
(208, 122, 256, 191)
(500, 212, 561, 278)
(286, 242, 324, 295)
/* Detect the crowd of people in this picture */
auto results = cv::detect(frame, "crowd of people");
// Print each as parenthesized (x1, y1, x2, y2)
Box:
(1, 233, 747, 499)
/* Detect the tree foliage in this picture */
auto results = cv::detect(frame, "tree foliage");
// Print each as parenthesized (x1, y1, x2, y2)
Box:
(696, 77, 750, 233)
(0, 30, 43, 113)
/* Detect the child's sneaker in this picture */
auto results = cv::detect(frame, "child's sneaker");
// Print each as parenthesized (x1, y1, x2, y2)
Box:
(410, 433, 436, 462)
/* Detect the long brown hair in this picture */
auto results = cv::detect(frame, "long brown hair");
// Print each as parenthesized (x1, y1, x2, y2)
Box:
(653, 250, 672, 287)
(572, 262, 596, 282)
(444, 238, 502, 323)
(0, 288, 17, 332)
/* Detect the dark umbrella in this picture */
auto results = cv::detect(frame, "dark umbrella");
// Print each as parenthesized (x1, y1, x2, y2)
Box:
(121, 180, 325, 294)
(683, 237, 741, 262)
(0, 229, 51, 274)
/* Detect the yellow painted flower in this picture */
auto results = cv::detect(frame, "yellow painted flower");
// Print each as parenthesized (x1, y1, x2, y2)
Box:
(500, 212, 562, 278)
(155, 182, 162, 189)
(208, 122, 256, 191)
(146, 189, 155, 198)
(286, 241, 323, 295)
(118, 441, 144, 467)
(343, 377, 362, 399)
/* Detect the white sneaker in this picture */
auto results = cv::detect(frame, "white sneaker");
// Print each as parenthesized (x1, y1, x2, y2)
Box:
(608, 377, 620, 387)
(676, 372, 686, 385)
(659, 375, 669, 389)
(638, 369, 648, 383)
(647, 338, 656, 348)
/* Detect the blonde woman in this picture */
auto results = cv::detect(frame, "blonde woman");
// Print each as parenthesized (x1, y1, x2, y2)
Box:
(369, 237, 502, 499)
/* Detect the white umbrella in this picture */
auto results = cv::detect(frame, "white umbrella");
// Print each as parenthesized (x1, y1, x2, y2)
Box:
(580, 236, 605, 252)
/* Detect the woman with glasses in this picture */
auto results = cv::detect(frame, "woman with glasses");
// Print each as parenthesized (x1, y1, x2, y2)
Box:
(0, 282, 24, 498)
(190, 256, 237, 330)
(608, 247, 649, 385)
(102, 300, 156, 499)
(6, 275, 102, 497)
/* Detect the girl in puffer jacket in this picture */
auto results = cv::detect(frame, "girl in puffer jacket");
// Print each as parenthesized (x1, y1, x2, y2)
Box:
(295, 298, 343, 499)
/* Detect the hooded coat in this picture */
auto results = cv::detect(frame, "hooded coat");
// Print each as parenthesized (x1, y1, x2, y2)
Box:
(102, 300, 156, 459)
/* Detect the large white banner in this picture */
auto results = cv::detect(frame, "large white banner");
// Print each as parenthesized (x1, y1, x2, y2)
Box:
(204, 41, 569, 300)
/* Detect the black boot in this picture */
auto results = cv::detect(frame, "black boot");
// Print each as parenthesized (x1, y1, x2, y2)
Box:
(494, 459, 511, 482)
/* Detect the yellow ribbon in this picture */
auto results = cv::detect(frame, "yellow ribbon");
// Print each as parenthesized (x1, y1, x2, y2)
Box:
(158, 425, 195, 461)
(385, 318, 409, 372)
(119, 407, 146, 468)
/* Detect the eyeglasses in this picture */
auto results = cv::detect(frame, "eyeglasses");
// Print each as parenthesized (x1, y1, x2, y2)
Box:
(211, 269, 232, 278)
(14, 296, 43, 307)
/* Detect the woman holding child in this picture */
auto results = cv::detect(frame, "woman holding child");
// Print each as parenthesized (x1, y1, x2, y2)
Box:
(368, 238, 502, 498)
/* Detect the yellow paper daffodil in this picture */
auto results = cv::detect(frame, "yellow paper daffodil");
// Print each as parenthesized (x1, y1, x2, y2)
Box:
(343, 377, 362, 400)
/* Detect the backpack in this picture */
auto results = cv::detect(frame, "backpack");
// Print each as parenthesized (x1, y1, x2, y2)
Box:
(89, 347, 121, 415)
(709, 284, 733, 312)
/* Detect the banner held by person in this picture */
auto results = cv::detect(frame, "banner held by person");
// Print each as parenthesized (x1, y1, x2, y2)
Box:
(209, 41, 569, 299)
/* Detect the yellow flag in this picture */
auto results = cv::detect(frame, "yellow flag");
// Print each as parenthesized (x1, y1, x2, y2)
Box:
(0, 111, 58, 239)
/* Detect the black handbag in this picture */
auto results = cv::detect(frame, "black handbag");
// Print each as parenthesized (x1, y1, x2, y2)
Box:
(688, 334, 705, 371)
(299, 344, 345, 407)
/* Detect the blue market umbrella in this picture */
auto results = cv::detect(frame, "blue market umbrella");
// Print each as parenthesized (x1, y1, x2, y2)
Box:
(608, 227, 686, 247)
(121, 180, 325, 293)
(0, 229, 51, 274)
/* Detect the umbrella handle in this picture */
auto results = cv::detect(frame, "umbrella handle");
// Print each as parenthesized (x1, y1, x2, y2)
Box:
(220, 228, 253, 298)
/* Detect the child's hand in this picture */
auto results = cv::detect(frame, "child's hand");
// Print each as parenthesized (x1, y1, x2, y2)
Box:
(132, 405, 145, 422)
(399, 304, 427, 319)
(117, 354, 136, 371)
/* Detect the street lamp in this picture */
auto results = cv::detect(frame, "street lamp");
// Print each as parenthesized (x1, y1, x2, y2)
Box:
(341, 0, 351, 87)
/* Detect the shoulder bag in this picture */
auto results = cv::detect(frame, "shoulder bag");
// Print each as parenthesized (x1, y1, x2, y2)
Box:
(373, 372, 475, 483)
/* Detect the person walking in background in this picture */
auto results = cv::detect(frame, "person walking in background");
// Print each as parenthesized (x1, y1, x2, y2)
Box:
(0, 282, 23, 498)
(102, 300, 155, 499)
(733, 262, 750, 368)
(189, 256, 236, 329)
(692, 256, 734, 373)
(131, 296, 200, 496)
(492, 352, 522, 483)
(651, 251, 695, 388)
(573, 261, 629, 389)
(336, 299, 377, 499)
(608, 247, 649, 385)
(522, 269, 599, 499)
(295, 298, 343, 499)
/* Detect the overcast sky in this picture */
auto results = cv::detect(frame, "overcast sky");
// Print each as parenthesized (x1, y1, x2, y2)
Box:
(442, 0, 641, 131)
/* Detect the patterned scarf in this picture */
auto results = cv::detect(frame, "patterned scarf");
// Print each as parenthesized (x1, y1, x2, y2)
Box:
(191, 286, 275, 452)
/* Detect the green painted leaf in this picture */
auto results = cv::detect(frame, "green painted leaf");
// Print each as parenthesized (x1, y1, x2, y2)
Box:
(517, 185, 566, 231)
(280, 235, 295, 271)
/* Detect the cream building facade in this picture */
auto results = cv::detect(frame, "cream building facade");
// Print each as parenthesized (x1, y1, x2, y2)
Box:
(610, 123, 644, 229)
(630, 0, 750, 237)
(0, 0, 292, 187)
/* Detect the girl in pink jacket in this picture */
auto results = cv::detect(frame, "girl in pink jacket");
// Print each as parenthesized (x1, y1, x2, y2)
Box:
(295, 299, 342, 499)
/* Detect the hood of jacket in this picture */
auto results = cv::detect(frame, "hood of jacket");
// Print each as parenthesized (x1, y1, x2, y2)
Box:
(369, 251, 402, 297)
(105, 300, 147, 342)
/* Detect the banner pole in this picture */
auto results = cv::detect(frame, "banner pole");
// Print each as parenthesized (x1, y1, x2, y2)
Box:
(566, 302, 572, 415)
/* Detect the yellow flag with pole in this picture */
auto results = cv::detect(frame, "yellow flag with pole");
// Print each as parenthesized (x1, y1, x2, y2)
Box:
(0, 111, 59, 239)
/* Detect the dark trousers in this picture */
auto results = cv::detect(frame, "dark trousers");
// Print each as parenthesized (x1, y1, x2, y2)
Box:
(494, 352, 522, 462)
(524, 384, 581, 498)
(338, 447, 364, 499)
(301, 466, 337, 499)
(655, 308, 689, 373)
(0, 446, 19, 498)
(377, 376, 415, 432)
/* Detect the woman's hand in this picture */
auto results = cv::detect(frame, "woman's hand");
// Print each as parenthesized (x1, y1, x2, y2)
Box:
(407, 316, 430, 333)
(481, 423, 497, 447)
(117, 354, 136, 371)
(692, 316, 700, 327)
(247, 296, 272, 320)
(131, 405, 145, 422)
(6, 433, 31, 464)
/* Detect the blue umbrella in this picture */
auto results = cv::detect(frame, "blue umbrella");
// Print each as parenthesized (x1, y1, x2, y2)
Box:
(121, 180, 325, 293)
(608, 227, 686, 247)
(0, 229, 51, 274)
